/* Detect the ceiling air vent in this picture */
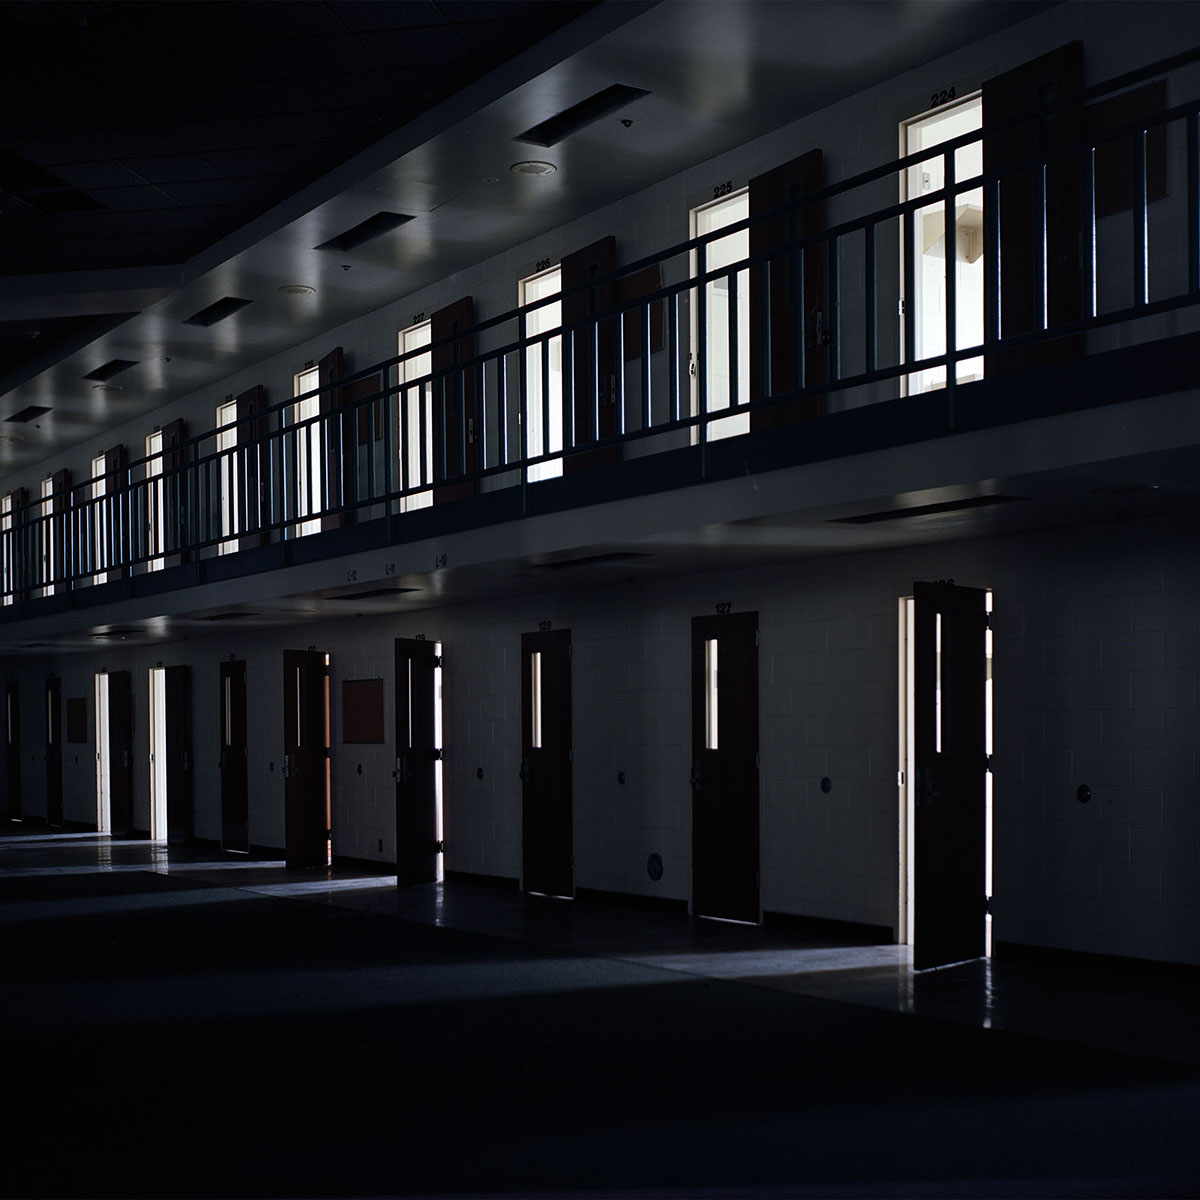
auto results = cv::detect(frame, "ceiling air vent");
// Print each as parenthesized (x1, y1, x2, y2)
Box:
(5, 405, 51, 423)
(82, 358, 137, 383)
(516, 84, 651, 148)
(833, 495, 1026, 525)
(183, 296, 253, 327)
(0, 148, 103, 215)
(316, 211, 415, 253)
(336, 585, 419, 601)
(540, 551, 650, 571)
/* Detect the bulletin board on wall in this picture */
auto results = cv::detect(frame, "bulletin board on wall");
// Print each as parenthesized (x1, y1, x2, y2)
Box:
(66, 699, 88, 743)
(342, 678, 385, 744)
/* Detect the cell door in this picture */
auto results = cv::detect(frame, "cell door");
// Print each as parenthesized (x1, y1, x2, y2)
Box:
(431, 296, 478, 502)
(561, 235, 619, 470)
(165, 666, 192, 844)
(521, 629, 573, 898)
(983, 42, 1084, 374)
(5, 681, 19, 819)
(395, 638, 440, 886)
(45, 676, 62, 826)
(219, 660, 249, 852)
(107, 670, 134, 836)
(912, 581, 987, 970)
(748, 149, 825, 427)
(691, 611, 759, 923)
(282, 649, 330, 870)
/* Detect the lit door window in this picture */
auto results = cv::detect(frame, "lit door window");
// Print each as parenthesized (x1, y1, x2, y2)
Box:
(902, 94, 984, 393)
(691, 191, 750, 441)
(520, 266, 563, 481)
(39, 476, 54, 597)
(145, 430, 164, 571)
(293, 367, 322, 537)
(216, 400, 240, 554)
(91, 454, 108, 585)
(398, 322, 433, 511)
(1, 492, 13, 606)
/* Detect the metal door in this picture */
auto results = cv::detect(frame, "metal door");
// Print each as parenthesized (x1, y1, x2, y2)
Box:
(691, 611, 759, 923)
(913, 581, 988, 970)
(283, 649, 330, 870)
(521, 629, 573, 897)
(395, 638, 440, 885)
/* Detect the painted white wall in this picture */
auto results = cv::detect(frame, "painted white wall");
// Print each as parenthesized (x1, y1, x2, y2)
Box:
(17, 505, 1200, 965)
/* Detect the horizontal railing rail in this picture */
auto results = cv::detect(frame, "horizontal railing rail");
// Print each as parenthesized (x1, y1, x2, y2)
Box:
(5, 46, 1200, 609)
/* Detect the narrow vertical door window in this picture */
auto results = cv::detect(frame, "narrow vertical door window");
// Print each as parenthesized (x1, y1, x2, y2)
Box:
(216, 400, 240, 554)
(145, 430, 164, 571)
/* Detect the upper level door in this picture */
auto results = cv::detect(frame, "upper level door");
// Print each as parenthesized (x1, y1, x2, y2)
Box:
(912, 580, 987, 970)
(691, 612, 759, 923)
(521, 629, 573, 898)
(283, 649, 330, 870)
(395, 637, 441, 886)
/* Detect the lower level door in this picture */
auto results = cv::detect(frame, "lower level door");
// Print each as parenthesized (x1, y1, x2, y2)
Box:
(913, 580, 988, 970)
(692, 611, 759, 923)
(521, 629, 573, 897)
(220, 660, 249, 851)
(108, 671, 133, 835)
(5, 681, 19, 819)
(283, 649, 330, 870)
(395, 638, 440, 886)
(46, 676, 62, 826)
(165, 665, 192, 844)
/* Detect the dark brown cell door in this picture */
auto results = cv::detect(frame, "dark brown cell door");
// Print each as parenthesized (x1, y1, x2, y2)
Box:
(562, 235, 619, 470)
(749, 149, 825, 428)
(107, 670, 134, 836)
(5, 681, 20, 819)
(395, 637, 440, 886)
(165, 666, 192, 844)
(160, 417, 190, 563)
(283, 649, 330, 870)
(983, 42, 1084, 374)
(431, 296, 478, 503)
(912, 581, 988, 971)
(220, 660, 249, 852)
(45, 676, 62, 827)
(521, 629, 573, 897)
(691, 611, 759, 923)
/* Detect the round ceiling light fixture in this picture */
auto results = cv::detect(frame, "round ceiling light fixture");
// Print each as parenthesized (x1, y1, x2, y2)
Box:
(278, 284, 317, 295)
(510, 160, 557, 177)
(92, 383, 122, 392)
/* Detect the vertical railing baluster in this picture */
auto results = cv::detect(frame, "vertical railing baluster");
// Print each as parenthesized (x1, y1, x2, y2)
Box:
(542, 334, 552, 465)
(828, 233, 841, 388)
(1189, 111, 1200, 296)
(864, 221, 877, 377)
(498, 355, 509, 467)
(985, 176, 1000, 347)
(668, 289, 680, 425)
(696, 240, 708, 463)
(1034, 164, 1047, 334)
(642, 300, 652, 432)
(760, 253, 773, 404)
(727, 268, 739, 409)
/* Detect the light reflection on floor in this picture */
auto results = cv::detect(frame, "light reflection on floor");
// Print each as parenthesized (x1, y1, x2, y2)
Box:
(4, 827, 1199, 1068)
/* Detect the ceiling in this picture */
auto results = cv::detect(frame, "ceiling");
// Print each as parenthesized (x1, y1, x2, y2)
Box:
(0, 0, 1053, 476)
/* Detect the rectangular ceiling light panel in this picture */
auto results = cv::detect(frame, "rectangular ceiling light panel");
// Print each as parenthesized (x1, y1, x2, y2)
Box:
(516, 84, 651, 148)
(316, 211, 415, 253)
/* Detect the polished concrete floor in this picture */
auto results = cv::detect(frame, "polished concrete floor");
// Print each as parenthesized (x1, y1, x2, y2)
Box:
(3, 825, 1199, 1197)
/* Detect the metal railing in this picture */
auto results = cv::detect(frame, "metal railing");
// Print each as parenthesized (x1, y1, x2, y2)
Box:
(5, 47, 1200, 609)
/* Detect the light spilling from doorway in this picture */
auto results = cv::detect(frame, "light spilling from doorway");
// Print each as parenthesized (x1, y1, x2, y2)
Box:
(149, 667, 167, 841)
(94, 673, 110, 834)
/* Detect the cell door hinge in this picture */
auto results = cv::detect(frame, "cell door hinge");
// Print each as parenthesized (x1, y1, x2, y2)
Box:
(435, 839, 445, 854)
(433, 655, 443, 668)
(898, 298, 906, 317)
(985, 895, 993, 915)
(985, 612, 994, 631)
(985, 754, 994, 773)
(755, 629, 760, 647)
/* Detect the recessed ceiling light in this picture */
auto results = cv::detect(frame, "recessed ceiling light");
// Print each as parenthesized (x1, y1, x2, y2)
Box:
(279, 284, 316, 295)
(510, 160, 557, 177)
(92, 383, 122, 393)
